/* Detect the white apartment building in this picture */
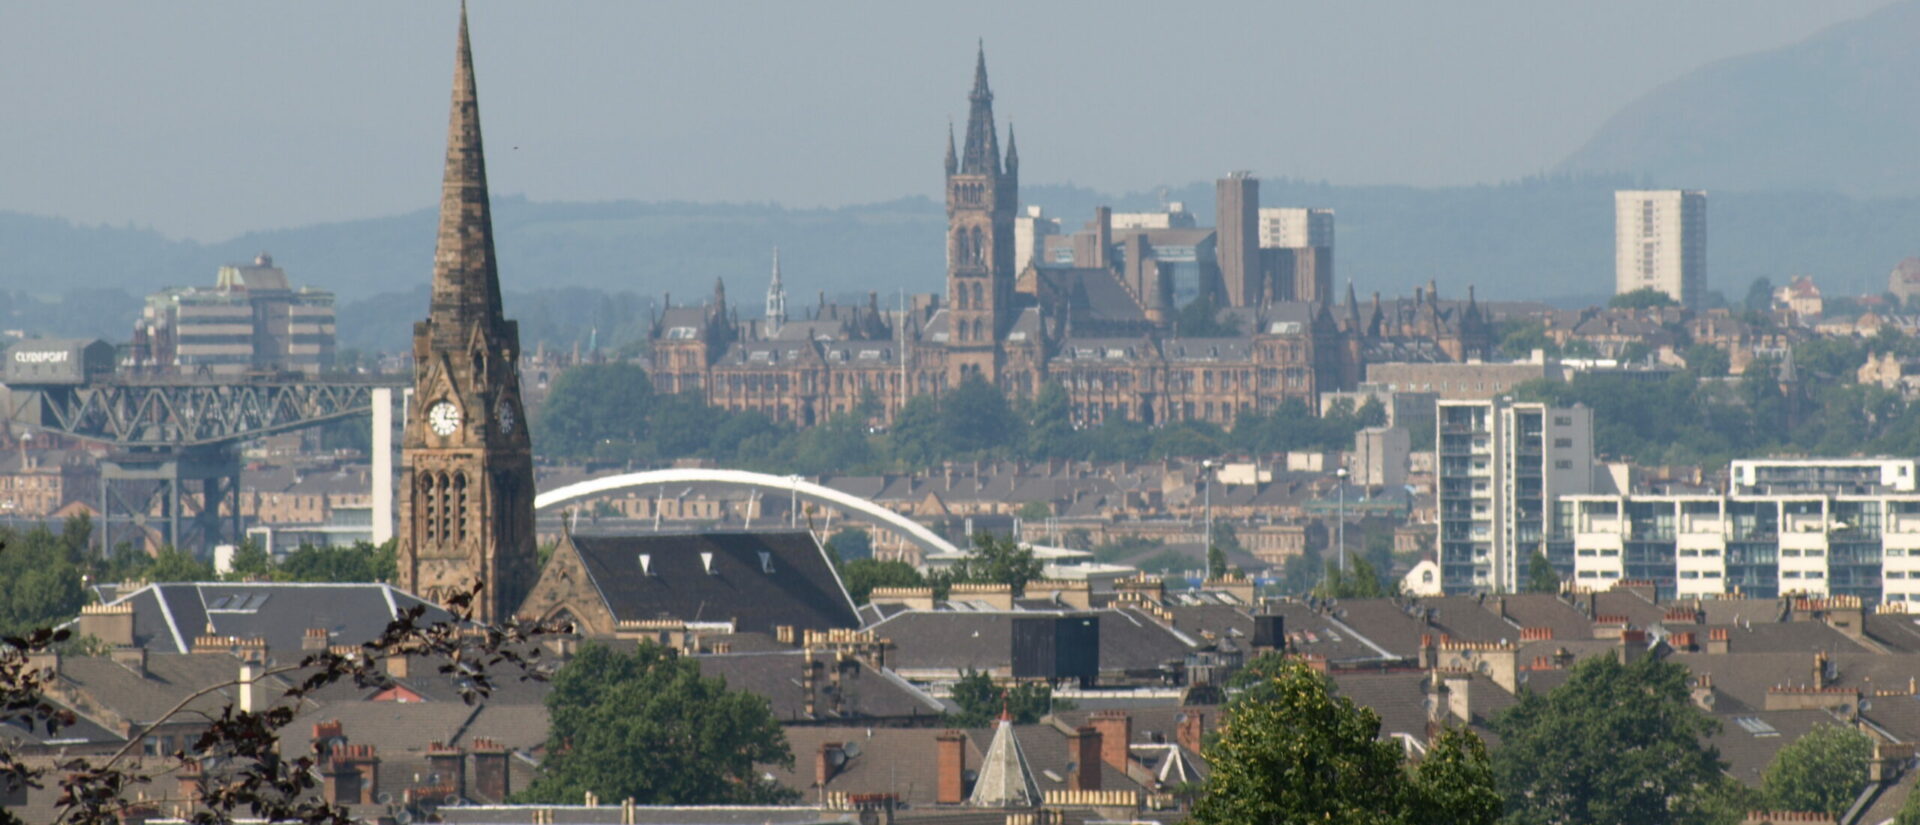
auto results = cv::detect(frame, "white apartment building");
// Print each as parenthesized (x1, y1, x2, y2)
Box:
(1563, 493, 1920, 603)
(1614, 189, 1707, 308)
(1561, 459, 1920, 602)
(1257, 207, 1334, 249)
(1437, 398, 1596, 593)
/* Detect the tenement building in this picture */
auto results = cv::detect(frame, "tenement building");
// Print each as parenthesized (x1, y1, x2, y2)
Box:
(646, 49, 1494, 430)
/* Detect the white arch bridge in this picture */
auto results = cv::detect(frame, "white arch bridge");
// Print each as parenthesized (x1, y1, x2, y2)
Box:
(533, 468, 964, 557)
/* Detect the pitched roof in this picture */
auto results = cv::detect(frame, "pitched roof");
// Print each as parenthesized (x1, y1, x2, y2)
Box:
(567, 531, 860, 635)
(870, 608, 1195, 675)
(969, 718, 1041, 808)
(693, 651, 946, 724)
(88, 582, 448, 655)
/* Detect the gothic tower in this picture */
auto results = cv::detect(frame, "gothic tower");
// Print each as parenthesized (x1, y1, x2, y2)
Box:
(396, 6, 536, 623)
(945, 44, 1017, 386)
(765, 247, 787, 336)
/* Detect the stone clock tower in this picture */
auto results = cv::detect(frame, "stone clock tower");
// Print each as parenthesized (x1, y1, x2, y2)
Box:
(395, 6, 536, 623)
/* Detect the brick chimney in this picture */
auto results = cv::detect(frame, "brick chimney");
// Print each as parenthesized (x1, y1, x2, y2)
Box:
(1068, 727, 1102, 791)
(175, 759, 204, 812)
(1814, 651, 1832, 690)
(935, 730, 966, 805)
(471, 738, 510, 803)
(426, 742, 466, 801)
(322, 753, 361, 807)
(816, 742, 844, 790)
(1707, 627, 1730, 655)
(1089, 710, 1131, 771)
(1176, 712, 1206, 754)
(302, 627, 329, 653)
(78, 603, 136, 647)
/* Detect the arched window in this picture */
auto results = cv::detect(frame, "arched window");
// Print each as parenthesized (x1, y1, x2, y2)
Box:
(453, 472, 469, 543)
(435, 472, 452, 544)
(971, 282, 984, 309)
(970, 228, 985, 264)
(420, 474, 438, 542)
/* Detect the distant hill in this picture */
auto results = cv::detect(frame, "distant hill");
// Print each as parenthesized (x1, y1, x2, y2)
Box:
(9, 178, 1920, 353)
(1559, 0, 1920, 197)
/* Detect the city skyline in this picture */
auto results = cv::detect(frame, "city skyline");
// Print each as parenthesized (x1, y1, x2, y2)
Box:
(0, 1, 1893, 242)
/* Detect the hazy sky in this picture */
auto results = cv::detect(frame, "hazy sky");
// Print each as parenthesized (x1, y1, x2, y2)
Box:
(0, 1, 1896, 241)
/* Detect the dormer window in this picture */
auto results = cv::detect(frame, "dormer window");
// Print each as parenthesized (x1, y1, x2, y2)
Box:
(701, 551, 716, 574)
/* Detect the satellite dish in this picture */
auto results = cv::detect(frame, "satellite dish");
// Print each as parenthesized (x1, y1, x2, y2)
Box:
(829, 750, 847, 767)
(1065, 760, 1078, 774)
(1702, 693, 1716, 709)
(376, 792, 393, 805)
(444, 794, 461, 806)
(395, 812, 413, 825)
(842, 740, 862, 759)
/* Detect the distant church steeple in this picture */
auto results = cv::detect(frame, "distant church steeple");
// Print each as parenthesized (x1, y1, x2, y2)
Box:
(944, 42, 1017, 386)
(765, 248, 787, 336)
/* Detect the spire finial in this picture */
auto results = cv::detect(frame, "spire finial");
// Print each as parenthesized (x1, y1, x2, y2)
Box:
(959, 45, 1001, 175)
(428, 0, 504, 340)
(1005, 122, 1019, 175)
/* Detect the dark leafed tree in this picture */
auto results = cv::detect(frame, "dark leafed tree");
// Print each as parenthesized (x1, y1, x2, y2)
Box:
(516, 643, 796, 805)
(0, 575, 563, 824)
(1194, 656, 1497, 825)
(1491, 654, 1724, 825)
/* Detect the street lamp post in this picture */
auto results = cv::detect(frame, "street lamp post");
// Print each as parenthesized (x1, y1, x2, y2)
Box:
(1335, 467, 1349, 574)
(1202, 459, 1214, 576)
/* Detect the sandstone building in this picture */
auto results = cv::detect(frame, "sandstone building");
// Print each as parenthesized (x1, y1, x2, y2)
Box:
(647, 50, 1495, 431)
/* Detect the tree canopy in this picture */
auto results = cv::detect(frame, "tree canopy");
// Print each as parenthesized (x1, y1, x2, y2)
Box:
(838, 558, 924, 604)
(1609, 287, 1679, 309)
(940, 532, 1045, 595)
(1490, 654, 1724, 825)
(1760, 723, 1873, 820)
(1194, 656, 1498, 825)
(947, 668, 1065, 727)
(519, 643, 796, 805)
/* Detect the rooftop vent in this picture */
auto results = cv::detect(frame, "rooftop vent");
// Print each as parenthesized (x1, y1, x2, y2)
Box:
(759, 551, 774, 574)
(639, 554, 653, 576)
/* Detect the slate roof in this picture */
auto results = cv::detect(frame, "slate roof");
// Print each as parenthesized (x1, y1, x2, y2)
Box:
(567, 531, 859, 635)
(1706, 710, 1838, 787)
(870, 608, 1196, 675)
(693, 651, 946, 724)
(85, 582, 448, 655)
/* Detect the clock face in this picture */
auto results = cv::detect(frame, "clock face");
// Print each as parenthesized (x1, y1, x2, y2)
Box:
(427, 400, 462, 436)
(495, 396, 516, 435)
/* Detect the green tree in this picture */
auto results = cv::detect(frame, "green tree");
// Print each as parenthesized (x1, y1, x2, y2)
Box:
(649, 392, 720, 458)
(534, 362, 655, 459)
(277, 541, 397, 582)
(1314, 553, 1391, 599)
(826, 527, 873, 562)
(1491, 654, 1724, 825)
(838, 558, 925, 604)
(1760, 723, 1873, 819)
(1206, 544, 1227, 580)
(1610, 287, 1679, 309)
(519, 643, 796, 805)
(1023, 381, 1076, 459)
(145, 546, 216, 582)
(947, 668, 1064, 727)
(224, 540, 275, 581)
(1194, 657, 1496, 825)
(942, 532, 1045, 594)
(1685, 343, 1732, 378)
(1408, 725, 1503, 825)
(1525, 551, 1560, 594)
(0, 527, 89, 636)
(1016, 501, 1052, 522)
(940, 375, 1020, 456)
(1896, 779, 1920, 825)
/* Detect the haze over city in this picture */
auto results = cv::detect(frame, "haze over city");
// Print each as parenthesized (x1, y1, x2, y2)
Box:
(14, 4, 1920, 823)
(0, 0, 1897, 241)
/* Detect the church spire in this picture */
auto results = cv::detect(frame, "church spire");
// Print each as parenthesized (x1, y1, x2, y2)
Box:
(960, 41, 1001, 176)
(765, 247, 787, 335)
(428, 0, 504, 342)
(1004, 123, 1019, 176)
